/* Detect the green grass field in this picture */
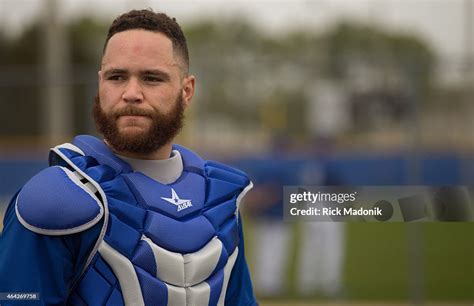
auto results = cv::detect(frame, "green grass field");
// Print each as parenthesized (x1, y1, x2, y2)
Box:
(344, 223, 474, 300)
(243, 218, 474, 303)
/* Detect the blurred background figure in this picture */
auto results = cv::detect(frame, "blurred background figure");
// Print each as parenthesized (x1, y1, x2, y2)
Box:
(238, 136, 346, 298)
(237, 136, 341, 298)
(1, 0, 474, 304)
(295, 161, 345, 298)
(241, 152, 292, 296)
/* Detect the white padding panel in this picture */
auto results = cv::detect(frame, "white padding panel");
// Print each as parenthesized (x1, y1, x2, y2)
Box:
(183, 236, 222, 286)
(217, 247, 239, 306)
(142, 235, 223, 287)
(186, 281, 210, 306)
(98, 241, 145, 306)
(166, 283, 186, 306)
(142, 235, 185, 286)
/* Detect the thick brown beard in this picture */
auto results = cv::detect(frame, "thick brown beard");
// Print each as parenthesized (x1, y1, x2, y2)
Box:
(92, 93, 185, 155)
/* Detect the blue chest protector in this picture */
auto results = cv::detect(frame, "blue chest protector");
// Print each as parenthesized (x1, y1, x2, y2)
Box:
(15, 135, 253, 306)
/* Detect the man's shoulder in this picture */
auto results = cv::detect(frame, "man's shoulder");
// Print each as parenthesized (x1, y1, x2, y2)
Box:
(203, 160, 253, 210)
(204, 160, 250, 186)
(173, 143, 251, 187)
(15, 165, 104, 236)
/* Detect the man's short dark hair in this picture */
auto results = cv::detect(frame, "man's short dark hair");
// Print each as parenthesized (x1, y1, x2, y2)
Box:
(104, 9, 189, 72)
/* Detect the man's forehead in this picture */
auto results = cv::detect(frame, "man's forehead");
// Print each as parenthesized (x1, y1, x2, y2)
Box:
(101, 29, 182, 71)
(106, 29, 173, 49)
(101, 60, 178, 70)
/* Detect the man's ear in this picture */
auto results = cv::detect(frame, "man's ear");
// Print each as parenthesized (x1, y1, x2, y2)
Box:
(182, 74, 196, 108)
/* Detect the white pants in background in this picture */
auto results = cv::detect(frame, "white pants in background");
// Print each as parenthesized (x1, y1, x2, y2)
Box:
(253, 220, 345, 297)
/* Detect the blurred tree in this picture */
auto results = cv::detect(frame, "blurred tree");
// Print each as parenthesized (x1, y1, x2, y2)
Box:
(185, 19, 319, 140)
(323, 22, 435, 97)
(68, 18, 107, 135)
(0, 25, 42, 137)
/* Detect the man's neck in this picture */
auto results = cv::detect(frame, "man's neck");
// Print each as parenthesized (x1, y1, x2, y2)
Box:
(117, 149, 183, 184)
(105, 141, 173, 160)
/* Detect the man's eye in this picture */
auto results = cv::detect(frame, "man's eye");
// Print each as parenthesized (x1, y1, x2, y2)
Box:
(144, 76, 162, 83)
(107, 75, 125, 81)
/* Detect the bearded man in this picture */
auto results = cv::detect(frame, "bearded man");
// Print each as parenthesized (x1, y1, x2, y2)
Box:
(0, 9, 257, 306)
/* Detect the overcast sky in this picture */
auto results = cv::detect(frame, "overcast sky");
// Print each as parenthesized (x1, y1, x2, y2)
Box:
(0, 0, 472, 61)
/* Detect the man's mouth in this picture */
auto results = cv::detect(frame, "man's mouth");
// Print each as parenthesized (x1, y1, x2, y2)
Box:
(119, 115, 148, 118)
(116, 115, 152, 127)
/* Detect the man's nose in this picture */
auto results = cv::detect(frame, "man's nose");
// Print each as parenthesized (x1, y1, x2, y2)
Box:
(122, 78, 144, 103)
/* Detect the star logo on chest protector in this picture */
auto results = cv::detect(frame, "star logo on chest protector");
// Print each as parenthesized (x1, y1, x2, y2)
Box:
(160, 188, 193, 212)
